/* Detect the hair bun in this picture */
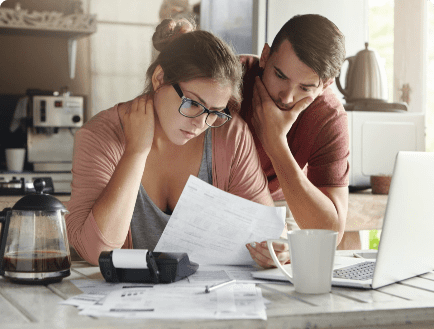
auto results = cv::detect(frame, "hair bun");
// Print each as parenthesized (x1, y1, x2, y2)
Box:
(152, 18, 196, 52)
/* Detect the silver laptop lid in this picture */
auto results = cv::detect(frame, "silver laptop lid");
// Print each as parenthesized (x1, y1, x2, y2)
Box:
(372, 151, 434, 289)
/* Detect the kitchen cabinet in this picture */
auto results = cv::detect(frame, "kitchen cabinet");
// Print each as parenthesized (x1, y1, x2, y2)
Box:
(0, 6, 96, 79)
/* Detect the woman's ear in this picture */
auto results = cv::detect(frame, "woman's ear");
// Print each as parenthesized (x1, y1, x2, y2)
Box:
(151, 65, 165, 92)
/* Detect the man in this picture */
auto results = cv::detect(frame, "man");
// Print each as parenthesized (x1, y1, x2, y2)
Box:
(242, 14, 350, 267)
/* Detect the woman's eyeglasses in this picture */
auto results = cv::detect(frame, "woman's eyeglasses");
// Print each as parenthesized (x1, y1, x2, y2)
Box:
(172, 83, 232, 128)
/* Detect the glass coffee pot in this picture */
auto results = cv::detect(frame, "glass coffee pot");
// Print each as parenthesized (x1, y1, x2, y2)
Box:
(0, 178, 71, 284)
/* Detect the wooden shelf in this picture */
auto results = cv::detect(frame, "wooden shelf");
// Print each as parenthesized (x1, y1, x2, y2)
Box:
(0, 7, 96, 38)
(0, 7, 96, 78)
(0, 24, 95, 38)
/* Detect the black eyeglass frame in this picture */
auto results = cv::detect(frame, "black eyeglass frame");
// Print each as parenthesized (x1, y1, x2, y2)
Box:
(172, 83, 232, 128)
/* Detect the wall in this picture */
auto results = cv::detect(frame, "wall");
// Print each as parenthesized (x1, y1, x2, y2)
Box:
(88, 0, 163, 117)
(0, 0, 91, 97)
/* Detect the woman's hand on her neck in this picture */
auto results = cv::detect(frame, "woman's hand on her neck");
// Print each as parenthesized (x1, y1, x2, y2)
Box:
(92, 95, 155, 245)
(123, 95, 155, 157)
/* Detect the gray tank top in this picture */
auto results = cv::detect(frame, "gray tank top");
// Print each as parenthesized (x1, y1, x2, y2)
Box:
(131, 129, 212, 250)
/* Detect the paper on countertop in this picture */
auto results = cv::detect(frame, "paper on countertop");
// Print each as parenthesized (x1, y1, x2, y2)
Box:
(69, 279, 153, 295)
(77, 283, 267, 320)
(63, 267, 270, 319)
(155, 175, 286, 265)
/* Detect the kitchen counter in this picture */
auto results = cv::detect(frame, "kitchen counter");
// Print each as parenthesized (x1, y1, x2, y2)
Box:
(340, 189, 387, 250)
(2, 250, 434, 329)
(346, 189, 388, 231)
(0, 191, 386, 251)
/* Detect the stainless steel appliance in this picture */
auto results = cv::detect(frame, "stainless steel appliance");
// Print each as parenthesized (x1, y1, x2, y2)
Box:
(0, 176, 53, 195)
(0, 173, 74, 195)
(336, 43, 425, 189)
(28, 94, 83, 172)
(0, 91, 80, 194)
(0, 178, 71, 284)
(336, 42, 408, 112)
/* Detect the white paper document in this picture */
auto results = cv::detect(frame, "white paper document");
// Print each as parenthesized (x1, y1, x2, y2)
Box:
(155, 175, 286, 265)
(80, 283, 267, 320)
(63, 279, 267, 320)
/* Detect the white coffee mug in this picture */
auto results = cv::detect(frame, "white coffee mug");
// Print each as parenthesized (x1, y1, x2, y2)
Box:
(5, 148, 26, 172)
(267, 229, 338, 294)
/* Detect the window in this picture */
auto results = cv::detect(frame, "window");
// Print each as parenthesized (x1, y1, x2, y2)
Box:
(427, 2, 434, 152)
(362, 0, 430, 250)
(368, 0, 394, 103)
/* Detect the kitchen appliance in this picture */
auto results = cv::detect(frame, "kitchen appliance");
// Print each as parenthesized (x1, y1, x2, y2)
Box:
(28, 93, 83, 172)
(0, 178, 71, 284)
(347, 111, 425, 188)
(0, 176, 54, 195)
(336, 42, 408, 112)
(99, 250, 199, 284)
(0, 91, 79, 194)
(0, 172, 72, 195)
(338, 42, 426, 188)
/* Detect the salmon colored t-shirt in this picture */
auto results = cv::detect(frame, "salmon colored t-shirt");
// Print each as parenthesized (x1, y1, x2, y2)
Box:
(238, 55, 350, 201)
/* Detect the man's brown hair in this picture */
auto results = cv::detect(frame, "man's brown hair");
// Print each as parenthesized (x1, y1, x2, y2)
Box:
(270, 14, 346, 82)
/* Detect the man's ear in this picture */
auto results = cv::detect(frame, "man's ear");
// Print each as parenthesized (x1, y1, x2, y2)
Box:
(259, 43, 271, 69)
(323, 78, 334, 90)
(151, 65, 165, 91)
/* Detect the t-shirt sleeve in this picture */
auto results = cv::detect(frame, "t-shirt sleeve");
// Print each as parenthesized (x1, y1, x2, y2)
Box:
(65, 127, 127, 265)
(213, 116, 274, 207)
(306, 110, 350, 187)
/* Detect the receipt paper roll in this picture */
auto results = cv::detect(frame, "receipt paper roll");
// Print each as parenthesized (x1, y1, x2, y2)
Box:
(111, 249, 148, 269)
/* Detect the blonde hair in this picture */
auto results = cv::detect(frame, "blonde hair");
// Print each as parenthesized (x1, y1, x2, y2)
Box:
(143, 18, 243, 104)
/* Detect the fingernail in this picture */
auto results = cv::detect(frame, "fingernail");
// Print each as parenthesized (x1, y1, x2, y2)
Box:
(250, 242, 256, 248)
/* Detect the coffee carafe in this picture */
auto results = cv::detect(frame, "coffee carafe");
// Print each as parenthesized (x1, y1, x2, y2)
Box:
(0, 178, 71, 284)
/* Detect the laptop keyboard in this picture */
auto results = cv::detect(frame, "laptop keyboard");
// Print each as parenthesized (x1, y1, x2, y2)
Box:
(333, 261, 375, 281)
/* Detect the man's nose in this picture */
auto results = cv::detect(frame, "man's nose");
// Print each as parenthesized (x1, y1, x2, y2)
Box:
(279, 88, 294, 105)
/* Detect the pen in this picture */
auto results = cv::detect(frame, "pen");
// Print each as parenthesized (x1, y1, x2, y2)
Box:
(205, 279, 236, 293)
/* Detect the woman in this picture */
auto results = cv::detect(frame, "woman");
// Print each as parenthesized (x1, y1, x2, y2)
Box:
(66, 18, 286, 266)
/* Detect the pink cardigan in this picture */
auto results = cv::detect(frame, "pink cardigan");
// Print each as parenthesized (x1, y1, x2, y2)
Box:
(66, 103, 273, 265)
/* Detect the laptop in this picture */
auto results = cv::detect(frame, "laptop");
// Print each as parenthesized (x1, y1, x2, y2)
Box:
(253, 151, 434, 289)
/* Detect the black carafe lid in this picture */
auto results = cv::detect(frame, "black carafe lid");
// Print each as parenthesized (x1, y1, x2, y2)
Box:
(12, 178, 66, 211)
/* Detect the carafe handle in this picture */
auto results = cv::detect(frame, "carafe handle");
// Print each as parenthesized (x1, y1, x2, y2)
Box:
(0, 208, 12, 276)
